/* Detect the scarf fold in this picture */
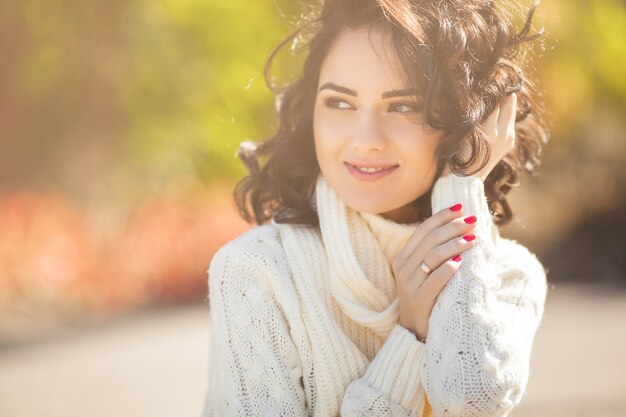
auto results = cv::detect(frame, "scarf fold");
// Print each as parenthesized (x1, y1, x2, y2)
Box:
(314, 173, 423, 338)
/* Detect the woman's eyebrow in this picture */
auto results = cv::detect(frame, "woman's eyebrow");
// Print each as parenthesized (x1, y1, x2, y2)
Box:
(382, 88, 419, 99)
(318, 82, 418, 99)
(318, 82, 357, 96)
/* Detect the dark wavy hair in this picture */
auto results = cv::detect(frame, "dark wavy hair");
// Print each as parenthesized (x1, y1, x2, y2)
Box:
(233, 0, 549, 228)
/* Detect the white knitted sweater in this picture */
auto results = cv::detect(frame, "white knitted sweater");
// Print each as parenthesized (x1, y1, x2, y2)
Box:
(202, 172, 547, 417)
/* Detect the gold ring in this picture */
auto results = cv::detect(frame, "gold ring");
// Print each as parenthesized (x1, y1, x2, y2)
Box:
(419, 261, 432, 275)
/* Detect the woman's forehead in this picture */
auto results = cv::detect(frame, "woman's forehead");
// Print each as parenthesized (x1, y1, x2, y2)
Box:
(318, 28, 411, 92)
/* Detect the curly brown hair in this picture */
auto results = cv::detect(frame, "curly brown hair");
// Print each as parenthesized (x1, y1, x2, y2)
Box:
(234, 0, 549, 228)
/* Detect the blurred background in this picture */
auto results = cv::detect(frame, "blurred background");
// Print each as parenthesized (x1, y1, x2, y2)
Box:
(0, 0, 624, 416)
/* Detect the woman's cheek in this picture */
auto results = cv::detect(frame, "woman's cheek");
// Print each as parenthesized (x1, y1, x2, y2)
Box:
(316, 115, 352, 143)
(314, 119, 342, 159)
(385, 122, 423, 144)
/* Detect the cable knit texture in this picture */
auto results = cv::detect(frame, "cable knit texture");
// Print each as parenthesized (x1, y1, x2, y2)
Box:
(202, 172, 548, 417)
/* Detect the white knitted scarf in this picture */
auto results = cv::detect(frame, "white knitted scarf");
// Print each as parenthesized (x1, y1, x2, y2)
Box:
(311, 172, 419, 338)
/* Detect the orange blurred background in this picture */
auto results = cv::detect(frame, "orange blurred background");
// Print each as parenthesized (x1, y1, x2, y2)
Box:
(0, 0, 626, 348)
(1, 0, 625, 333)
(0, 1, 625, 416)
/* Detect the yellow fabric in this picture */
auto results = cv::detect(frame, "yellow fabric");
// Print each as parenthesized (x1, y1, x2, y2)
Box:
(422, 391, 434, 417)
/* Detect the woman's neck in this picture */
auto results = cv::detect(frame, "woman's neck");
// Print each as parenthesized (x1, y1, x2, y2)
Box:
(359, 211, 422, 265)
(378, 204, 422, 224)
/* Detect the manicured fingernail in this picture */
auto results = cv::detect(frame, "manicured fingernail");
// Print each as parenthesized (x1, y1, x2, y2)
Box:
(463, 233, 476, 241)
(449, 203, 463, 212)
(464, 215, 477, 224)
(452, 255, 462, 262)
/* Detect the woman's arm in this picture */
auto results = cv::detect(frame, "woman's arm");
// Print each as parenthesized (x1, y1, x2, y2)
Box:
(203, 240, 431, 416)
(421, 173, 548, 417)
(202, 244, 307, 416)
(340, 324, 428, 416)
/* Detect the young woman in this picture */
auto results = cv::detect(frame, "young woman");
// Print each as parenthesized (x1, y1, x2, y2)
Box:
(203, 0, 549, 415)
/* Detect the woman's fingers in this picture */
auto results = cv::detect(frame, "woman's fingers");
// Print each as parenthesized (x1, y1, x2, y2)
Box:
(482, 100, 501, 139)
(483, 93, 516, 143)
(498, 93, 517, 150)
(398, 204, 467, 257)
(501, 93, 517, 133)
(402, 219, 476, 275)
(416, 256, 464, 297)
(405, 256, 465, 339)
(472, 93, 518, 180)
(420, 215, 477, 253)
(403, 230, 476, 287)
(393, 206, 480, 339)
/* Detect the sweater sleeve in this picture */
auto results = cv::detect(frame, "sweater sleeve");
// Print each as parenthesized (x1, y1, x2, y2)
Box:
(201, 244, 307, 416)
(341, 324, 429, 416)
(422, 173, 548, 417)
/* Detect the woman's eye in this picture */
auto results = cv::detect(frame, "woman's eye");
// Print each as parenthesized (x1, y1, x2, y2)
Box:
(390, 102, 420, 113)
(324, 98, 353, 110)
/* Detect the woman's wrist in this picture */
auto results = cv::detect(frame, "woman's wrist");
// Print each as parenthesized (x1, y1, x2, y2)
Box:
(399, 322, 427, 343)
(409, 328, 427, 343)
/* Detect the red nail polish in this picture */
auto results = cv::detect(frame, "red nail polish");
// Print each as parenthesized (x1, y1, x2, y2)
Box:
(452, 255, 462, 262)
(449, 203, 463, 212)
(463, 233, 476, 241)
(464, 215, 477, 224)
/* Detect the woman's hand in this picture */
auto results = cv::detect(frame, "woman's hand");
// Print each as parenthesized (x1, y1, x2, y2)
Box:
(392, 204, 477, 341)
(442, 93, 517, 181)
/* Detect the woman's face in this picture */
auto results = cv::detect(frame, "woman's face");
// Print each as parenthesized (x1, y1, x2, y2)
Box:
(313, 27, 443, 223)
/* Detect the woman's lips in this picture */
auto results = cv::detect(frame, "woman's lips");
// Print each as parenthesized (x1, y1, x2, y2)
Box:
(344, 162, 398, 182)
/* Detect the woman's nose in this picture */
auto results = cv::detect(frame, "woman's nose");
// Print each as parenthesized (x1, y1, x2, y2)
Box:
(352, 112, 387, 150)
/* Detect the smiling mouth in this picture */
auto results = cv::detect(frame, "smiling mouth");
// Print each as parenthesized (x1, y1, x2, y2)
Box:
(345, 162, 399, 173)
(344, 162, 399, 182)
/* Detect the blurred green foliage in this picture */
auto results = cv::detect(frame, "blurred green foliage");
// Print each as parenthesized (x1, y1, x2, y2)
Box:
(2, 0, 625, 193)
(1, 0, 626, 314)
(119, 0, 626, 190)
(539, 0, 626, 135)
(124, 0, 308, 185)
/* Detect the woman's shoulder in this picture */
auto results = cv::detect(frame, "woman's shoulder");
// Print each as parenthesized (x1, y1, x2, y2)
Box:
(208, 221, 321, 287)
(206, 224, 288, 314)
(207, 222, 320, 325)
(209, 223, 285, 275)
